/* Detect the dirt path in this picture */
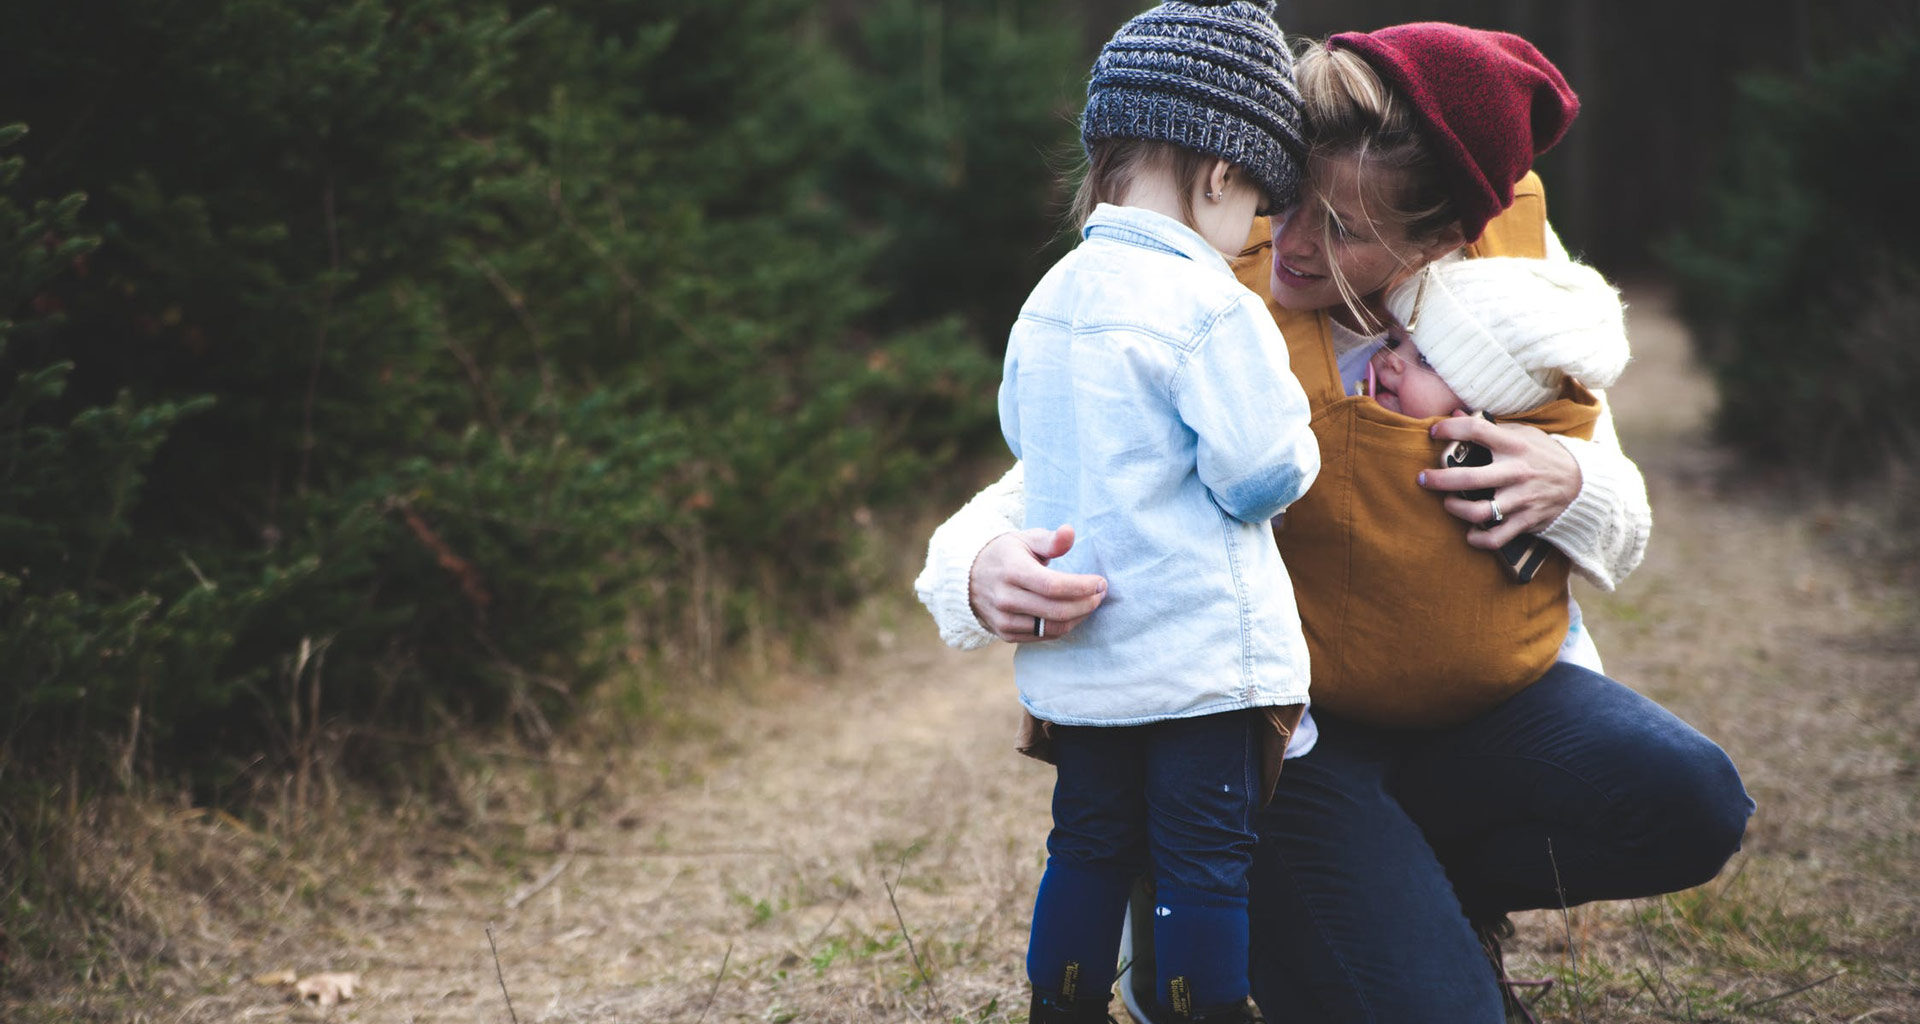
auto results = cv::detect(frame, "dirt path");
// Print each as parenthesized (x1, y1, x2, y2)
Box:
(14, 287, 1917, 1023)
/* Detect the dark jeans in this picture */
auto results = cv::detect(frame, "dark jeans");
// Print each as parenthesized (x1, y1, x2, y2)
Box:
(1245, 662, 1753, 1022)
(1032, 709, 1260, 1007)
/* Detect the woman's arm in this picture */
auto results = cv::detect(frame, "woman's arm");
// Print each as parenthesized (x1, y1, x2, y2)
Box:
(1422, 398, 1650, 590)
(1536, 403, 1650, 591)
(912, 462, 1108, 649)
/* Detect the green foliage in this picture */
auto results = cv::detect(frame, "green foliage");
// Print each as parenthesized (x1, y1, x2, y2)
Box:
(1664, 33, 1920, 481)
(831, 0, 1086, 346)
(0, 0, 1072, 792)
(0, 130, 224, 763)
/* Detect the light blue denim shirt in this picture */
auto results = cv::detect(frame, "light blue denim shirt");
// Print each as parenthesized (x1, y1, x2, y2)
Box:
(999, 204, 1320, 726)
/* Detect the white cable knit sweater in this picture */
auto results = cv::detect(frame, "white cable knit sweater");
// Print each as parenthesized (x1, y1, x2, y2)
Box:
(916, 223, 1652, 652)
(913, 407, 1649, 653)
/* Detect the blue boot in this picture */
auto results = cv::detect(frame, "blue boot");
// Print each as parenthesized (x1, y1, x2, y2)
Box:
(1029, 986, 1118, 1024)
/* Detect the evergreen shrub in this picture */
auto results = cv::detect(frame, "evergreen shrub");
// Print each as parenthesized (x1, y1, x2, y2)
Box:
(1664, 33, 1920, 482)
(0, 0, 1075, 793)
(832, 0, 1085, 344)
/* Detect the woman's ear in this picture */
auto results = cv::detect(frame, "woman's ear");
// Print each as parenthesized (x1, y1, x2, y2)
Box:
(1417, 223, 1468, 264)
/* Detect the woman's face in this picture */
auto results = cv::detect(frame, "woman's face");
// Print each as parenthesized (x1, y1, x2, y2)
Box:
(1267, 153, 1425, 317)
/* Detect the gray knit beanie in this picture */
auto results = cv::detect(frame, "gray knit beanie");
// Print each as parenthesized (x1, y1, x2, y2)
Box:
(1081, 0, 1306, 205)
(1384, 257, 1630, 417)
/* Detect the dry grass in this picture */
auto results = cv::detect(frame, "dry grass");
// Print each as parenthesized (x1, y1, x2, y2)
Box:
(2, 547, 1053, 1023)
(3, 284, 1917, 1023)
(1488, 281, 1920, 1023)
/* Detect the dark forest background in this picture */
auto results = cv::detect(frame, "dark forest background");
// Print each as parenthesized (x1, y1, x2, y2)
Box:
(1083, 0, 1909, 270)
(2, 3, 1917, 960)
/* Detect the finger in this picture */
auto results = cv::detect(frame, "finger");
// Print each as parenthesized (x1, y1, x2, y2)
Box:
(1026, 569, 1109, 605)
(1443, 491, 1543, 534)
(999, 608, 1095, 644)
(985, 577, 1105, 631)
(997, 531, 1107, 604)
(1030, 586, 1106, 622)
(1021, 523, 1077, 564)
(1419, 461, 1523, 495)
(1463, 518, 1530, 550)
(1439, 494, 1546, 542)
(1427, 413, 1504, 448)
(994, 610, 1043, 643)
(1044, 611, 1094, 639)
(1433, 416, 1553, 460)
(1010, 525, 1104, 603)
(1462, 496, 1508, 533)
(1034, 604, 1103, 640)
(983, 583, 1105, 641)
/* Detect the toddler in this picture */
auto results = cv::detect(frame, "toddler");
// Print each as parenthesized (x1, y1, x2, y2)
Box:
(997, 2, 1317, 1021)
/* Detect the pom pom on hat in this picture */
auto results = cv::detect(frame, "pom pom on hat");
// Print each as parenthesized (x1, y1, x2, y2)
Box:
(1328, 23, 1578, 242)
(1385, 257, 1629, 417)
(1082, 1, 1307, 205)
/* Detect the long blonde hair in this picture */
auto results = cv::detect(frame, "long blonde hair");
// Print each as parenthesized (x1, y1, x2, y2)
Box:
(1293, 41, 1461, 329)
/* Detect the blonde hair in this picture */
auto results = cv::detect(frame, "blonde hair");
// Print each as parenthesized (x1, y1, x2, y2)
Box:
(1069, 139, 1217, 233)
(1293, 41, 1462, 329)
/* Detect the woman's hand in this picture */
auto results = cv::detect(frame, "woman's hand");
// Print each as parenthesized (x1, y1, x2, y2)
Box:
(1421, 415, 1582, 550)
(969, 525, 1108, 643)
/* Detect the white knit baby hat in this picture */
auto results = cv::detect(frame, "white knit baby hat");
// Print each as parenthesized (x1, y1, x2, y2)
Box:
(1384, 256, 1630, 416)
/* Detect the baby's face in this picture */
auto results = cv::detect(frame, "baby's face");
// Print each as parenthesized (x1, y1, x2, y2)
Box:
(1368, 324, 1466, 418)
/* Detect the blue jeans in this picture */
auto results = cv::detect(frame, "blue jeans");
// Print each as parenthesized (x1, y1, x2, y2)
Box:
(1031, 710, 1260, 1009)
(1244, 662, 1753, 1022)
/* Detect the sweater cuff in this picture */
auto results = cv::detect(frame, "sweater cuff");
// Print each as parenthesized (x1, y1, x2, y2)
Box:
(913, 516, 1007, 650)
(913, 465, 1028, 650)
(1539, 434, 1648, 591)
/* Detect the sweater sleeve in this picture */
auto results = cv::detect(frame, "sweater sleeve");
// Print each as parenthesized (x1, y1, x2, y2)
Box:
(1538, 396, 1651, 591)
(912, 462, 1028, 650)
(1532, 216, 1650, 589)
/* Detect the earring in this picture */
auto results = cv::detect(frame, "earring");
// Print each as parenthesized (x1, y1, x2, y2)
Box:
(1205, 190, 1221, 200)
(1404, 266, 1433, 332)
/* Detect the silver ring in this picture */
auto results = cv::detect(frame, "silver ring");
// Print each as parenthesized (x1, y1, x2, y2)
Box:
(1034, 616, 1046, 639)
(1486, 498, 1506, 527)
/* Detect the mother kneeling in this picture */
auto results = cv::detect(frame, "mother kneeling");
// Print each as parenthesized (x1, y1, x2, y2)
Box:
(917, 20, 1753, 1023)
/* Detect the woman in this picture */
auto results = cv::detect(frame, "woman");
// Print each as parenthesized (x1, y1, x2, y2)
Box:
(916, 22, 1753, 1023)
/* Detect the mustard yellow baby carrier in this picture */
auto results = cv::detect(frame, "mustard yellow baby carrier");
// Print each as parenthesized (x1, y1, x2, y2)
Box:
(1230, 175, 1601, 728)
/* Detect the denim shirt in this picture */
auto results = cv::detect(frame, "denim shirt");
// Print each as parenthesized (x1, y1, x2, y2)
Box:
(999, 204, 1319, 726)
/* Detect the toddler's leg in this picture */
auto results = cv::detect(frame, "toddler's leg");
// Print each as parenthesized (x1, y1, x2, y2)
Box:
(1028, 724, 1148, 1009)
(1144, 710, 1259, 1018)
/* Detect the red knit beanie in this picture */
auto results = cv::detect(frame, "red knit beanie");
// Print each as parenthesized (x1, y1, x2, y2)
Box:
(1328, 23, 1578, 242)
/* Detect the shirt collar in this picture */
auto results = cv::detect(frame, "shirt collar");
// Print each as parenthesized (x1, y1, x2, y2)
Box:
(1083, 203, 1232, 275)
(1328, 315, 1379, 358)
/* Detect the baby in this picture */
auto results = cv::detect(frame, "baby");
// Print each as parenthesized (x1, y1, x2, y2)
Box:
(1270, 254, 1633, 729)
(1366, 255, 1628, 422)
